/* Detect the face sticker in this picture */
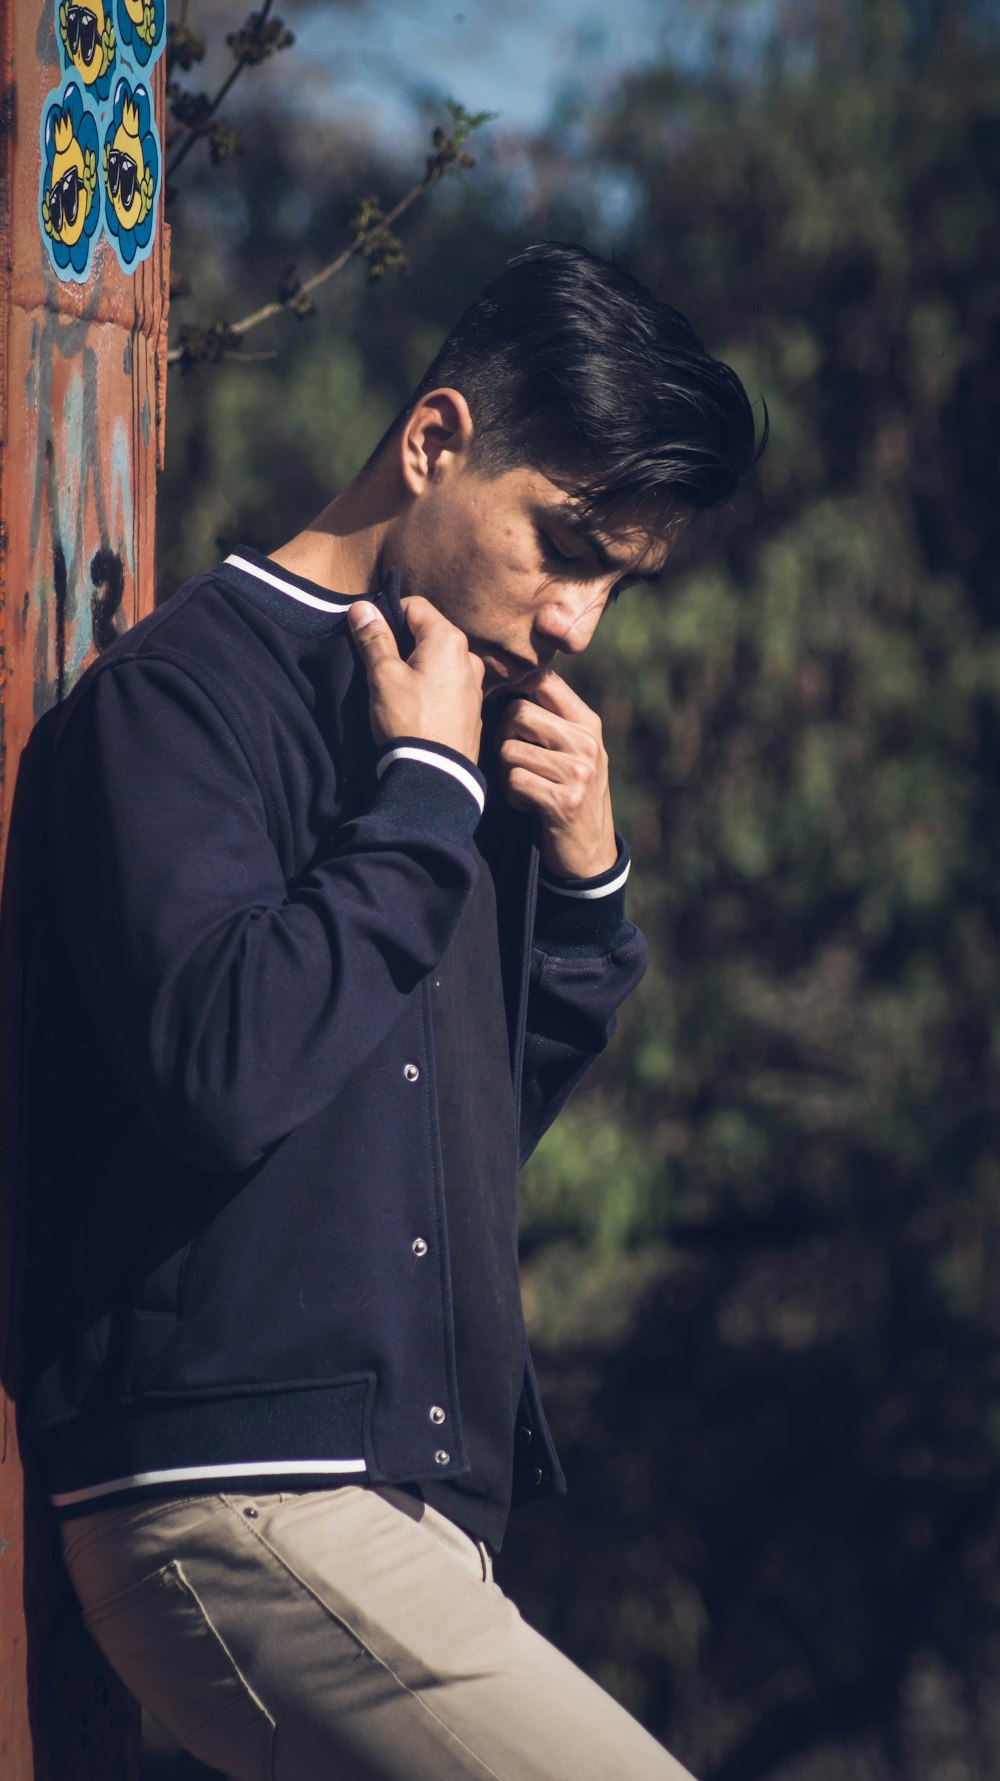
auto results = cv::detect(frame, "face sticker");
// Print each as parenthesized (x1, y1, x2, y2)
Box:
(39, 81, 102, 282)
(101, 76, 160, 271)
(115, 0, 165, 69)
(57, 0, 117, 104)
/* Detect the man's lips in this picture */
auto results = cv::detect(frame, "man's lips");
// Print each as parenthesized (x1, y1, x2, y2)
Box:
(482, 647, 549, 684)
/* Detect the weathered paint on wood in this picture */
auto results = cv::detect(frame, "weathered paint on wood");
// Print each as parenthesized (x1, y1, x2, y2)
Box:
(0, 0, 169, 1771)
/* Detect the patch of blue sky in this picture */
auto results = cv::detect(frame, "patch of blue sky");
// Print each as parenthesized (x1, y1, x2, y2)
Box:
(291, 0, 659, 137)
(182, 0, 777, 239)
(220, 0, 778, 140)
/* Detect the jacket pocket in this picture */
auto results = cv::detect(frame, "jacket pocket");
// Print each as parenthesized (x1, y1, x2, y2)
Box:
(80, 1558, 275, 1780)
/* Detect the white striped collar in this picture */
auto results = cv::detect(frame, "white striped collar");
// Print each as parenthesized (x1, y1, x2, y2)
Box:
(223, 552, 353, 614)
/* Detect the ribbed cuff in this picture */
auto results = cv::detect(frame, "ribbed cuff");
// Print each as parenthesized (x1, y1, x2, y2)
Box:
(538, 846, 630, 901)
(372, 737, 486, 845)
(534, 836, 634, 955)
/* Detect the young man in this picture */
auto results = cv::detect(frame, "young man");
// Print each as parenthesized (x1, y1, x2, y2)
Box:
(23, 242, 765, 1778)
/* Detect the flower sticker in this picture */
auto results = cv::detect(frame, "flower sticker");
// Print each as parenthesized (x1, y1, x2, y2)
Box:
(39, 81, 102, 282)
(57, 2, 117, 104)
(101, 76, 160, 271)
(115, 0, 165, 69)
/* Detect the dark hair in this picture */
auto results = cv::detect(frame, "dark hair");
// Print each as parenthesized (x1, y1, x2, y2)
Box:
(362, 241, 767, 531)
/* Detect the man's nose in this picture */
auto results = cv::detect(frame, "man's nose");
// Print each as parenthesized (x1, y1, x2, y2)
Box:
(533, 586, 607, 655)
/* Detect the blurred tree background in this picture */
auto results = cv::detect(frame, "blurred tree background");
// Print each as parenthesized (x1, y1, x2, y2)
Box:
(152, 0, 1000, 1775)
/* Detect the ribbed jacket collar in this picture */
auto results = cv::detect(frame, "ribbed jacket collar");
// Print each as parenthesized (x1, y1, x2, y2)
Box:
(216, 545, 406, 647)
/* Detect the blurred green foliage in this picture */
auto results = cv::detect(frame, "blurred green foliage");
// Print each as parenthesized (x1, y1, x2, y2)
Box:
(156, 2, 1000, 1774)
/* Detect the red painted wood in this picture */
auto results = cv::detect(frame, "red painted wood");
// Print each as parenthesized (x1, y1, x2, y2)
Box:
(0, 0, 168, 1770)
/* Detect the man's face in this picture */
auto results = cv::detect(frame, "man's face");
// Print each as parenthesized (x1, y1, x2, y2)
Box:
(387, 461, 684, 696)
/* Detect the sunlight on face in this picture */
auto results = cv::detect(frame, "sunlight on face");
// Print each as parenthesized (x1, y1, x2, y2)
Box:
(393, 461, 685, 694)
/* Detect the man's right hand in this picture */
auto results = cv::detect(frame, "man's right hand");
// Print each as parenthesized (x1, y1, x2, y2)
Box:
(347, 595, 485, 763)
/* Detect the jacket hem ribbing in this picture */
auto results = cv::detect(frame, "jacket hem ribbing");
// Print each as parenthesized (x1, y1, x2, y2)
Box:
(35, 1379, 375, 1504)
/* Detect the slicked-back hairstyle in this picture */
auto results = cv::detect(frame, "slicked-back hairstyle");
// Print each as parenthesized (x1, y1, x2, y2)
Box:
(361, 240, 768, 530)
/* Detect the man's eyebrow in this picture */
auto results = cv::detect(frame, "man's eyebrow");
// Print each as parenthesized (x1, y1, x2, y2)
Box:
(545, 500, 667, 583)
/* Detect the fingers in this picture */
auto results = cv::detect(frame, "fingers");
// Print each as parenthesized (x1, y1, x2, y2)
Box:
(352, 594, 485, 756)
(490, 670, 617, 877)
(502, 773, 562, 823)
(400, 594, 460, 648)
(521, 669, 599, 728)
(398, 594, 438, 640)
(500, 760, 588, 828)
(496, 688, 613, 874)
(498, 737, 576, 785)
(499, 740, 618, 876)
(401, 596, 486, 688)
(499, 701, 580, 749)
(347, 601, 402, 674)
(498, 701, 606, 780)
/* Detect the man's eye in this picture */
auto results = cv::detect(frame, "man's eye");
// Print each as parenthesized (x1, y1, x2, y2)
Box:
(537, 530, 579, 568)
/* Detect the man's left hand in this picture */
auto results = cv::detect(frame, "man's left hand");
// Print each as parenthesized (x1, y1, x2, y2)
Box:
(495, 671, 618, 879)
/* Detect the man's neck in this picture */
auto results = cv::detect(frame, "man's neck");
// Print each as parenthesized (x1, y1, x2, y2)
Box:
(267, 479, 394, 597)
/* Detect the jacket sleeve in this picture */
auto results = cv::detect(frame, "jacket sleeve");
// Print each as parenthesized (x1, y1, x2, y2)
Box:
(517, 839, 648, 1166)
(47, 651, 486, 1173)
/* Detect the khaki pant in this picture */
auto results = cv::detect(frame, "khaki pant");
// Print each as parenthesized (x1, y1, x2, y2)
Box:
(59, 1483, 697, 1781)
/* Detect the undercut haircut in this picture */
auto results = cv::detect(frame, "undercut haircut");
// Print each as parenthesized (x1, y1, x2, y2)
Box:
(361, 240, 768, 531)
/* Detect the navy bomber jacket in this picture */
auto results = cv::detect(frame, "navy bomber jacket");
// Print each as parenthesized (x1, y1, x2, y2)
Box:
(20, 547, 647, 1514)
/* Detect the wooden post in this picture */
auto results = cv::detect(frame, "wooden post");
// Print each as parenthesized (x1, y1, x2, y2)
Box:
(0, 0, 168, 1771)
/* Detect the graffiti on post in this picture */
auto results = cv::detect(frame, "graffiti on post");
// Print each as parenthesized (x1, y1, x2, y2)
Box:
(114, 0, 166, 70)
(101, 77, 159, 271)
(38, 80, 102, 283)
(57, 0, 118, 103)
(40, 0, 164, 281)
(25, 308, 137, 714)
(23, 0, 165, 722)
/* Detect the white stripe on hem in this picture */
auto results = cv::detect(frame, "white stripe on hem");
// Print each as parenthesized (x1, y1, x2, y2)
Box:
(376, 745, 486, 816)
(539, 859, 631, 901)
(50, 1457, 367, 1508)
(224, 554, 353, 614)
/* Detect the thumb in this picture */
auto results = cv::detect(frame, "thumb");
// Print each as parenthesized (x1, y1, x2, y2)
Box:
(347, 601, 400, 672)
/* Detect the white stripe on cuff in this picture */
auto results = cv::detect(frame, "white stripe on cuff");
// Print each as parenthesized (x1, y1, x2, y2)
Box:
(224, 554, 353, 613)
(376, 745, 486, 816)
(50, 1456, 367, 1508)
(538, 857, 631, 900)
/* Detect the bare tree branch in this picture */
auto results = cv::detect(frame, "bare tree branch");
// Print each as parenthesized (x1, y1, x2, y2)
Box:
(166, 103, 495, 371)
(166, 1, 293, 184)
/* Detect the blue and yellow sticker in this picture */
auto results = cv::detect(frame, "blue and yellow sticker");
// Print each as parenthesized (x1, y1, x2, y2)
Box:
(57, 2, 118, 105)
(39, 80, 102, 282)
(115, 0, 166, 70)
(43, 0, 166, 281)
(101, 75, 160, 270)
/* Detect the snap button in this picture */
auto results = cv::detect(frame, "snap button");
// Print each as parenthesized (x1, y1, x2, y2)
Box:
(429, 1405, 446, 1425)
(434, 1449, 451, 1466)
(530, 1467, 543, 1487)
(242, 1506, 259, 1520)
(403, 1063, 420, 1083)
(517, 1425, 532, 1447)
(411, 1237, 428, 1257)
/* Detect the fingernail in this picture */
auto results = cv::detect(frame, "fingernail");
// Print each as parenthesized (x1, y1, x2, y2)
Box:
(350, 601, 379, 628)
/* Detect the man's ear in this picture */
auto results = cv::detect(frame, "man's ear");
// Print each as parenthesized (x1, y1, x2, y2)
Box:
(399, 388, 474, 495)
